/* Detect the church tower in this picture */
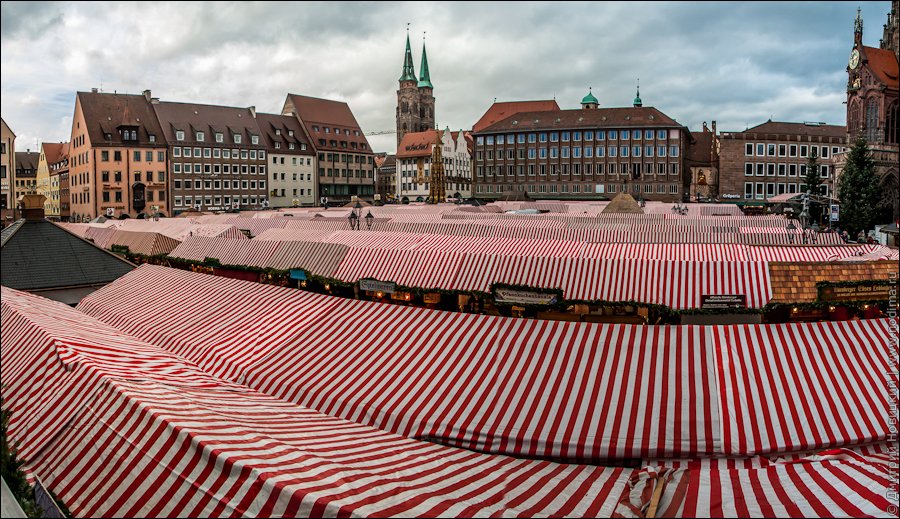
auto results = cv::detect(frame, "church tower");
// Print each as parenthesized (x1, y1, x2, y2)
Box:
(396, 31, 436, 148)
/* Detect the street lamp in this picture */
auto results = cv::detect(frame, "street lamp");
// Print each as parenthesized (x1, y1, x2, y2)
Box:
(348, 210, 359, 230)
(364, 210, 374, 230)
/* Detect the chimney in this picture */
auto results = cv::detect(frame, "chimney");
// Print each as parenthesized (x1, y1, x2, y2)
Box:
(151, 97, 160, 104)
(143, 89, 152, 102)
(711, 120, 717, 133)
(702, 121, 709, 132)
(91, 87, 99, 93)
(249, 106, 256, 118)
(20, 194, 47, 221)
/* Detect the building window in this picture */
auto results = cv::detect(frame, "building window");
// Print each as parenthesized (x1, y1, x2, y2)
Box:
(234, 134, 242, 144)
(789, 144, 797, 157)
(196, 131, 205, 141)
(251, 135, 259, 145)
(176, 131, 185, 141)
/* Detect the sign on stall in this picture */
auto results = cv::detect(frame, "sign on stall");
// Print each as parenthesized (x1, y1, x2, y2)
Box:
(493, 287, 560, 306)
(700, 294, 747, 309)
(359, 278, 396, 294)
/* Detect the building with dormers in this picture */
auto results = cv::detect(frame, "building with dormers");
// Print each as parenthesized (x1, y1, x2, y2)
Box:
(153, 99, 268, 214)
(396, 127, 471, 202)
(68, 90, 170, 221)
(283, 93, 375, 205)
(835, 3, 899, 221)
(472, 90, 691, 202)
(13, 151, 38, 203)
(396, 33, 435, 147)
(257, 112, 317, 208)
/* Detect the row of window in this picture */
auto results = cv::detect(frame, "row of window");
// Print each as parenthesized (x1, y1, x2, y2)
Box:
(101, 171, 165, 183)
(175, 130, 259, 146)
(317, 168, 374, 179)
(173, 179, 267, 191)
(311, 125, 361, 137)
(173, 147, 265, 160)
(743, 182, 830, 199)
(272, 172, 313, 182)
(476, 129, 678, 146)
(477, 162, 680, 177)
(172, 163, 267, 176)
(743, 163, 831, 178)
(272, 156, 312, 166)
(272, 141, 306, 151)
(743, 143, 843, 158)
(316, 138, 368, 150)
(101, 189, 166, 203)
(398, 182, 469, 193)
(477, 145, 679, 161)
(318, 152, 375, 164)
(270, 188, 311, 197)
(476, 183, 681, 195)
(174, 195, 263, 207)
(100, 150, 165, 163)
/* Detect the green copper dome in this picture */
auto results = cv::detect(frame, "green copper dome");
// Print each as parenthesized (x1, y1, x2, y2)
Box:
(633, 81, 642, 107)
(581, 89, 598, 105)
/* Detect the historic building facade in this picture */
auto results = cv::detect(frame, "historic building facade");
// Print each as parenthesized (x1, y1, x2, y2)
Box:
(283, 94, 375, 204)
(718, 121, 847, 202)
(834, 3, 899, 220)
(13, 151, 38, 204)
(153, 99, 268, 214)
(472, 91, 690, 202)
(396, 33, 435, 147)
(376, 154, 397, 201)
(68, 90, 170, 221)
(1, 118, 15, 221)
(396, 127, 471, 202)
(257, 112, 317, 208)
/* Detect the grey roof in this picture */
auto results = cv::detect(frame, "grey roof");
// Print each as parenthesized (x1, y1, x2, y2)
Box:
(1, 219, 135, 291)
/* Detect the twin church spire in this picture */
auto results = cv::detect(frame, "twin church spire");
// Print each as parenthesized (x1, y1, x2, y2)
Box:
(396, 27, 436, 147)
(399, 29, 433, 89)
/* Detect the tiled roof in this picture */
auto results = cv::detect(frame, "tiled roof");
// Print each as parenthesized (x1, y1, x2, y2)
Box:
(768, 261, 899, 303)
(736, 121, 847, 138)
(283, 94, 372, 154)
(477, 106, 682, 134)
(255, 112, 314, 155)
(42, 142, 67, 165)
(1, 219, 134, 291)
(397, 129, 440, 158)
(472, 100, 560, 132)
(76, 92, 168, 147)
(862, 46, 899, 87)
(14, 151, 38, 176)
(152, 101, 265, 149)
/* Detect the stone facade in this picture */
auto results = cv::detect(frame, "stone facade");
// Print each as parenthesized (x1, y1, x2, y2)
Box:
(718, 121, 847, 201)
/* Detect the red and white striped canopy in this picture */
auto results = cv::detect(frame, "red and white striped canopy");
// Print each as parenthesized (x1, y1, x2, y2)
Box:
(78, 266, 894, 464)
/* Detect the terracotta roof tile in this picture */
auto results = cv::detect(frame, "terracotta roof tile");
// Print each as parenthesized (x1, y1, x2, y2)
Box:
(77, 92, 168, 148)
(476, 106, 682, 134)
(396, 130, 440, 159)
(282, 94, 372, 154)
(862, 46, 899, 87)
(768, 261, 899, 303)
(473, 100, 561, 132)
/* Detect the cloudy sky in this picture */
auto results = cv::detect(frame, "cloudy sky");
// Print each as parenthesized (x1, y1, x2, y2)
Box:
(1, 1, 893, 154)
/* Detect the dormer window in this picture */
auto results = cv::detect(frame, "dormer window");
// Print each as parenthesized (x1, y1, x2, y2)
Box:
(274, 142, 281, 149)
(313, 126, 320, 132)
(275, 129, 281, 135)
(288, 130, 294, 136)
(149, 134, 156, 143)
(216, 132, 224, 143)
(251, 135, 259, 145)
(176, 130, 185, 141)
(289, 143, 295, 150)
(196, 131, 204, 141)
(234, 134, 242, 144)
(325, 127, 331, 133)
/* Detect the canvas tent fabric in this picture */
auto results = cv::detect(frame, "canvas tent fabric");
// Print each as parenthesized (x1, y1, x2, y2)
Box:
(78, 266, 895, 465)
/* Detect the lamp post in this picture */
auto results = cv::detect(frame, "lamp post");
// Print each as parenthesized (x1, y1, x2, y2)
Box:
(347, 210, 359, 230)
(364, 210, 374, 230)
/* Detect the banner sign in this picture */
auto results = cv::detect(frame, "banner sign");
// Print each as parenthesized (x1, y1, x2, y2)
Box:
(359, 279, 396, 294)
(700, 294, 747, 309)
(830, 204, 840, 222)
(818, 282, 891, 302)
(493, 286, 560, 306)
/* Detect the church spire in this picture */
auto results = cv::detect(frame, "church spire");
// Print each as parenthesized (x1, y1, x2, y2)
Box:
(399, 27, 416, 82)
(633, 79, 642, 107)
(418, 35, 433, 89)
(854, 6, 864, 41)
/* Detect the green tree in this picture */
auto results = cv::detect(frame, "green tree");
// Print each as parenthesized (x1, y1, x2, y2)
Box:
(1, 391, 41, 518)
(837, 135, 879, 237)
(803, 148, 824, 224)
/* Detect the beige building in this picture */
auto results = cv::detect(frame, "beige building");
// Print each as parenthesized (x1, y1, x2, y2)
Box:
(36, 142, 67, 219)
(1, 117, 14, 222)
(69, 90, 170, 221)
(257, 112, 317, 208)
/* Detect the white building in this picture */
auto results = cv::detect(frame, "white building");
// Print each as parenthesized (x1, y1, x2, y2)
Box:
(257, 113, 317, 207)
(396, 127, 471, 202)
